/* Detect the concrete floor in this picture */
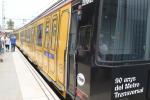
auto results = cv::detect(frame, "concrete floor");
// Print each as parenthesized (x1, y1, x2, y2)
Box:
(0, 49, 60, 100)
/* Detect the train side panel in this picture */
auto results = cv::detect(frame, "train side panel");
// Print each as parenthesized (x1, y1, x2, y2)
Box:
(28, 24, 36, 63)
(15, 0, 72, 98)
(42, 16, 50, 74)
(47, 11, 60, 82)
(14, 31, 21, 48)
(34, 18, 45, 69)
(56, 3, 71, 93)
(23, 29, 29, 55)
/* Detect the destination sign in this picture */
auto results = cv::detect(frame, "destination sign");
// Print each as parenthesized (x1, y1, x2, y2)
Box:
(82, 0, 94, 6)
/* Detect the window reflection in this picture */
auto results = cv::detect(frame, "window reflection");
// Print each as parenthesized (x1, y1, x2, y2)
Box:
(79, 25, 92, 51)
(97, 0, 149, 61)
(36, 24, 43, 46)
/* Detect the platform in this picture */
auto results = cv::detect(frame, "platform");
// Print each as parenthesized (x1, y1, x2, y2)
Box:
(0, 48, 60, 100)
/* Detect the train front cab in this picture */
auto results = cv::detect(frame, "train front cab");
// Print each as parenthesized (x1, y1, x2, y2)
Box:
(67, 0, 150, 100)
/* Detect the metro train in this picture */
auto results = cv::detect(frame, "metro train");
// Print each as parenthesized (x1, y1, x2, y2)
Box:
(14, 0, 150, 100)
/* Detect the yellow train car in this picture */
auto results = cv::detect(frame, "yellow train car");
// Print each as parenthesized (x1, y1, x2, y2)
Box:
(15, 0, 72, 98)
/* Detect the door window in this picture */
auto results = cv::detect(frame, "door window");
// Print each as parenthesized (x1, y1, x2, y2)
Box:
(31, 27, 34, 44)
(20, 31, 25, 43)
(51, 15, 58, 50)
(36, 24, 43, 46)
(44, 18, 50, 49)
(78, 25, 92, 51)
(26, 29, 31, 43)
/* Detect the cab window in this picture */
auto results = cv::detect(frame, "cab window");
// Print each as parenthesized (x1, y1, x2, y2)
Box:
(97, 0, 149, 62)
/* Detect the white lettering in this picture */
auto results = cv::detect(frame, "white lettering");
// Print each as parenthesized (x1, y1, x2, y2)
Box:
(114, 77, 144, 98)
(125, 83, 140, 89)
(115, 84, 124, 91)
(114, 88, 144, 98)
(82, 0, 94, 6)
(124, 77, 136, 83)
(115, 77, 123, 84)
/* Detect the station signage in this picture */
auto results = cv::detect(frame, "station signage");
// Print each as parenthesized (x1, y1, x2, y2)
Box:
(82, 0, 94, 6)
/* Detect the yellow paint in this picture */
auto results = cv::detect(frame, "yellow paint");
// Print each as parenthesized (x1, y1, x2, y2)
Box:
(14, 1, 72, 98)
(42, 15, 50, 74)
(56, 4, 71, 90)
(35, 18, 44, 68)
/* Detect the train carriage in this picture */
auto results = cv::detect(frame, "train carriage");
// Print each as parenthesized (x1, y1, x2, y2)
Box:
(14, 0, 150, 100)
(15, 0, 72, 98)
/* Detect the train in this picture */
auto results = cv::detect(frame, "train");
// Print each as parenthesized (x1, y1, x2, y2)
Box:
(14, 0, 150, 100)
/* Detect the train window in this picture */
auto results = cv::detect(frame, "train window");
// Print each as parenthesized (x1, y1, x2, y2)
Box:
(44, 18, 50, 49)
(30, 28, 32, 43)
(96, 0, 150, 62)
(20, 31, 23, 43)
(51, 16, 58, 50)
(78, 25, 92, 51)
(34, 27, 36, 44)
(25, 30, 27, 43)
(25, 30, 28, 43)
(69, 13, 78, 54)
(36, 24, 43, 46)
(26, 29, 31, 43)
(31, 28, 34, 44)
(20, 31, 25, 43)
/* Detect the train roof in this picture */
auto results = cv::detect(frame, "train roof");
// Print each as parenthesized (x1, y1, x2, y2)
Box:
(15, 0, 72, 31)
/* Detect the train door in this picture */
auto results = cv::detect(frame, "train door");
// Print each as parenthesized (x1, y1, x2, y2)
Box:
(68, 25, 93, 99)
(35, 22, 44, 68)
(48, 12, 59, 81)
(31, 27, 35, 60)
(56, 4, 71, 92)
(68, 1, 96, 99)
(28, 28, 32, 57)
(43, 17, 50, 73)
(32, 26, 36, 62)
(68, 10, 78, 97)
(76, 25, 93, 99)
